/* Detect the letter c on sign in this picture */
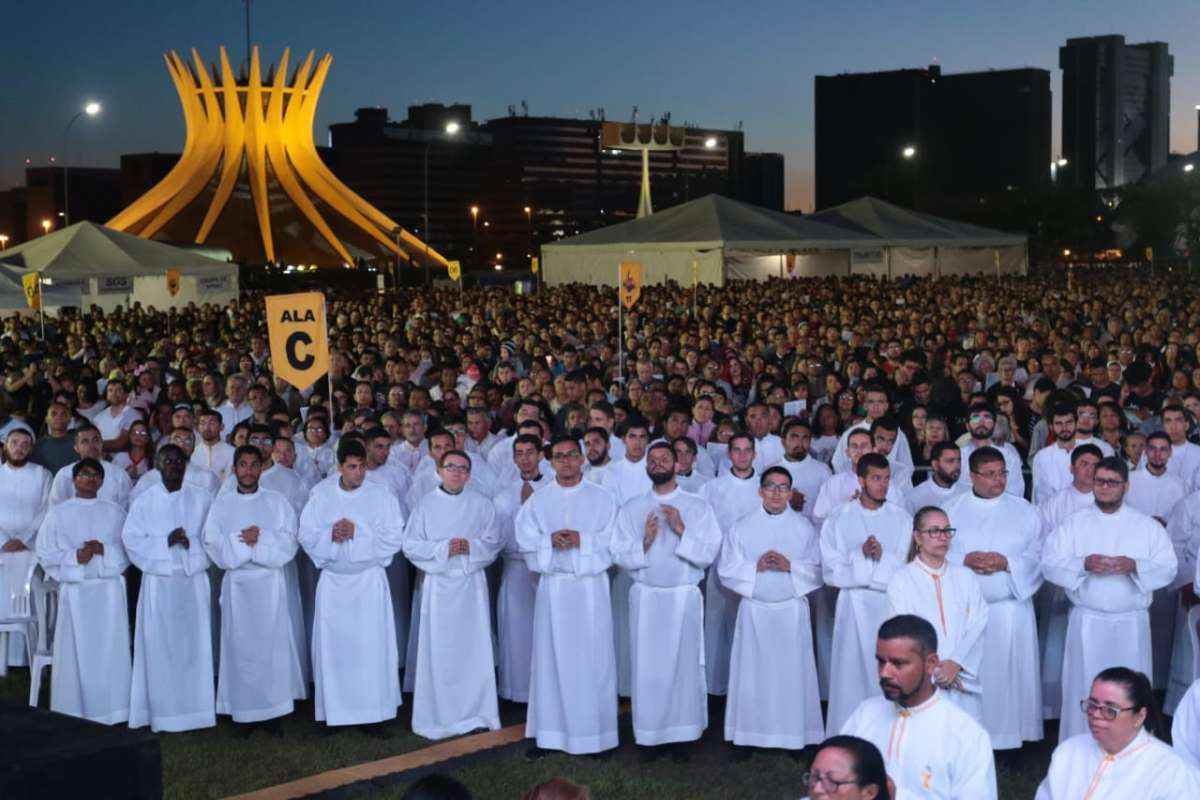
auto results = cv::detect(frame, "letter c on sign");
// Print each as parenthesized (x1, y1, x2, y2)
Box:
(286, 331, 315, 370)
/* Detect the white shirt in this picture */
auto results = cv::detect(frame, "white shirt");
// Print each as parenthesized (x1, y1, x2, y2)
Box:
(93, 404, 139, 442)
(191, 439, 235, 481)
(216, 400, 253, 439)
(1036, 729, 1200, 799)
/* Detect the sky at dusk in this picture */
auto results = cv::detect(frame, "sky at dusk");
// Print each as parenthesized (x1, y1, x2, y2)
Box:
(1, 0, 1198, 210)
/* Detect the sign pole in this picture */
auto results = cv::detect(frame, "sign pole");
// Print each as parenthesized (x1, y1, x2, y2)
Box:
(617, 262, 624, 382)
(325, 298, 335, 430)
(38, 277, 45, 341)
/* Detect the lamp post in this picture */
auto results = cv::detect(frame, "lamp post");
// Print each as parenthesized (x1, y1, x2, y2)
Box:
(63, 101, 102, 226)
(1051, 157, 1068, 184)
(470, 205, 479, 269)
(0, 234, 8, 250)
(41, 219, 52, 236)
(423, 120, 460, 287)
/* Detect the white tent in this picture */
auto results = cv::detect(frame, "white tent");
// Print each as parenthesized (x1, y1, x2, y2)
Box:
(541, 194, 1027, 286)
(0, 222, 238, 312)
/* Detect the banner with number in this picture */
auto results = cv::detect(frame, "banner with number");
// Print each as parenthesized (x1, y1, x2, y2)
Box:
(265, 292, 329, 391)
(22, 272, 40, 310)
(619, 260, 643, 309)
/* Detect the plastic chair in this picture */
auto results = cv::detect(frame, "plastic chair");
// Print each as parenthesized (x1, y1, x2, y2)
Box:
(28, 570, 57, 707)
(0, 553, 37, 678)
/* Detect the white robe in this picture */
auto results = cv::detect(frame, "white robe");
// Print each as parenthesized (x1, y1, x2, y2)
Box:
(35, 497, 130, 724)
(515, 479, 620, 754)
(1175, 678, 1200, 769)
(1035, 729, 1200, 800)
(191, 439, 235, 481)
(1037, 484, 1094, 718)
(611, 486, 722, 745)
(49, 459, 132, 510)
(203, 488, 304, 722)
(945, 490, 1044, 748)
(700, 470, 764, 695)
(887, 559, 990, 725)
(390, 438, 428, 473)
(1042, 504, 1177, 740)
(606, 455, 651, 698)
(675, 469, 713, 494)
(955, 440, 1027, 498)
(841, 691, 998, 800)
(0, 461, 51, 666)
(811, 471, 911, 524)
(1168, 440, 1200, 491)
(404, 487, 503, 739)
(299, 480, 405, 726)
(832, 422, 914, 474)
(719, 506, 824, 749)
(1166, 496, 1200, 713)
(1032, 444, 1074, 505)
(906, 477, 964, 512)
(820, 499, 913, 734)
(122, 483, 215, 732)
(133, 464, 221, 501)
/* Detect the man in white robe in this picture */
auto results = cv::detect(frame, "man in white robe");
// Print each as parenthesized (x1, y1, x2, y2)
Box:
(491, 434, 550, 703)
(49, 424, 131, 509)
(1164, 404, 1200, 490)
(445, 419, 502, 497)
(1031, 405, 1078, 504)
(842, 614, 997, 799)
(0, 428, 51, 668)
(945, 446, 1044, 747)
(35, 459, 130, 724)
(122, 445, 215, 732)
(404, 448, 503, 739)
(611, 442, 721, 755)
(606, 416, 652, 698)
(299, 439, 406, 728)
(1036, 443, 1102, 720)
(812, 430, 910, 523)
(516, 435, 620, 755)
(672, 436, 714, 494)
(953, 402, 1027, 498)
(906, 442, 964, 510)
(582, 426, 615, 486)
(719, 466, 824, 752)
(203, 445, 304, 728)
(390, 410, 429, 473)
(192, 408, 235, 480)
(831, 385, 914, 474)
(134, 427, 222, 501)
(700, 432, 764, 696)
(1042, 456, 1178, 740)
(820, 452, 914, 734)
(486, 401, 543, 473)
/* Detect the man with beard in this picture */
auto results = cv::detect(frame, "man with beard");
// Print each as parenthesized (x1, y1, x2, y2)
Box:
(812, 430, 910, 523)
(299, 439, 406, 729)
(945, 447, 1044, 749)
(586, 400, 626, 461)
(1037, 444, 1102, 721)
(671, 436, 713, 493)
(820, 453, 914, 734)
(1071, 399, 1115, 457)
(954, 401, 1026, 498)
(517, 435, 620, 756)
(1032, 405, 1079, 504)
(49, 423, 132, 509)
(841, 615, 997, 798)
(611, 442, 721, 758)
(123, 445, 215, 731)
(907, 442, 964, 510)
(1, 428, 52, 669)
(389, 410, 429, 473)
(720, 466, 824, 756)
(582, 427, 614, 485)
(700, 432, 764, 696)
(192, 408, 235, 481)
(35, 458, 130, 724)
(203, 445, 304, 731)
(463, 407, 500, 458)
(657, 408, 715, 476)
(1042, 457, 1177, 740)
(772, 418, 832, 524)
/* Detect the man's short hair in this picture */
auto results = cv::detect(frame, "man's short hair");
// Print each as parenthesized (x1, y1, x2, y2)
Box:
(760, 465, 791, 488)
(856, 452, 890, 478)
(847, 428, 873, 446)
(781, 418, 811, 438)
(1146, 430, 1172, 447)
(727, 430, 755, 451)
(1094, 455, 1129, 483)
(513, 433, 544, 452)
(646, 441, 675, 461)
(233, 444, 262, 465)
(198, 407, 223, 423)
(870, 415, 900, 435)
(968, 445, 1005, 473)
(617, 415, 650, 438)
(1050, 403, 1077, 420)
(1070, 443, 1103, 464)
(671, 435, 698, 456)
(930, 441, 959, 461)
(72, 457, 104, 479)
(583, 426, 609, 443)
(73, 423, 100, 441)
(337, 438, 367, 464)
(878, 614, 938, 657)
(439, 449, 471, 469)
(364, 426, 391, 443)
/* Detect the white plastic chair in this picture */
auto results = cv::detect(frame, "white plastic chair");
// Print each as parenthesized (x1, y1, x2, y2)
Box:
(28, 570, 57, 706)
(0, 553, 37, 677)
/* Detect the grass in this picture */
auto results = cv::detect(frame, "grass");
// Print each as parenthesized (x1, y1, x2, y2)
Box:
(5, 669, 1053, 799)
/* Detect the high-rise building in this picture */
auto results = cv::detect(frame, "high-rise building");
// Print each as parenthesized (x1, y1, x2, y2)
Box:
(0, 166, 123, 244)
(1059, 35, 1173, 190)
(814, 65, 1051, 210)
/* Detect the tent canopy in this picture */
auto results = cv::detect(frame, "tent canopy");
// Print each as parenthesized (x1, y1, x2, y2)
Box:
(807, 196, 1027, 248)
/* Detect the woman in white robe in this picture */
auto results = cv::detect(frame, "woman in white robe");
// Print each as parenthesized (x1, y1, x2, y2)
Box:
(35, 464, 130, 724)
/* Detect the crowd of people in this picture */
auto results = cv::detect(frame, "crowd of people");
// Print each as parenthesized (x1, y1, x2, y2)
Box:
(4, 269, 1200, 797)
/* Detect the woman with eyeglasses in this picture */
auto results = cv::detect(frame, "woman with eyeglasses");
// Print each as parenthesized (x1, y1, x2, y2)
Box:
(885, 506, 989, 724)
(1034, 667, 1200, 798)
(801, 735, 893, 800)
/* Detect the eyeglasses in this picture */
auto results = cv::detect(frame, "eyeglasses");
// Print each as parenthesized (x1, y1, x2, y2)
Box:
(972, 469, 1008, 479)
(918, 527, 956, 539)
(441, 463, 471, 474)
(762, 482, 791, 493)
(551, 451, 581, 461)
(1080, 699, 1137, 721)
(801, 772, 860, 792)
(1093, 478, 1125, 488)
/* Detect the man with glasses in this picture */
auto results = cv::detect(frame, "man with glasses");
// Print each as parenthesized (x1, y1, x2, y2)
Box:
(1042, 457, 1177, 740)
(611, 442, 722, 759)
(1032, 404, 1080, 504)
(841, 614, 997, 799)
(516, 435, 620, 756)
(820, 453, 914, 734)
(403, 449, 503, 740)
(955, 401, 1026, 499)
(719, 466, 824, 757)
(132, 427, 221, 501)
(945, 447, 1044, 748)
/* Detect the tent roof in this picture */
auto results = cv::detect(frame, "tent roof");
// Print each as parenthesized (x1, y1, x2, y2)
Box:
(542, 194, 878, 252)
(809, 196, 1026, 248)
(0, 222, 233, 281)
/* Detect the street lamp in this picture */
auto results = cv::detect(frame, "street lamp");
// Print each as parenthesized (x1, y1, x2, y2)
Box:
(423, 120, 460, 287)
(523, 205, 533, 267)
(470, 205, 480, 268)
(901, 145, 917, 159)
(1185, 163, 1196, 174)
(704, 137, 718, 149)
(0, 234, 7, 250)
(42, 219, 52, 235)
(63, 101, 102, 225)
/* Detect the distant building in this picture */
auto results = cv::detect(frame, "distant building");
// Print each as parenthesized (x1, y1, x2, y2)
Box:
(742, 153, 786, 212)
(1059, 35, 1173, 190)
(814, 64, 1051, 210)
(0, 166, 122, 244)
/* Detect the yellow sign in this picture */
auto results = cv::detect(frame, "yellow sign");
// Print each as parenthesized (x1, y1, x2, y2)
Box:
(619, 260, 643, 309)
(264, 292, 330, 391)
(1145, 246, 1154, 262)
(22, 272, 41, 310)
(447, 260, 461, 281)
(531, 256, 539, 274)
(785, 254, 796, 275)
(166, 269, 182, 296)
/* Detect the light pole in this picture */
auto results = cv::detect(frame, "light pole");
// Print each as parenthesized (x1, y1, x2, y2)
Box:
(63, 101, 102, 226)
(0, 234, 8, 250)
(523, 205, 532, 268)
(41, 219, 52, 236)
(423, 120, 460, 287)
(470, 205, 479, 269)
(1051, 157, 1068, 184)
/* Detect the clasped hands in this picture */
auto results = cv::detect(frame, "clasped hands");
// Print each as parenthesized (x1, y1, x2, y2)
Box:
(963, 551, 1009, 575)
(1084, 554, 1137, 576)
(642, 505, 685, 551)
(75, 539, 106, 564)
